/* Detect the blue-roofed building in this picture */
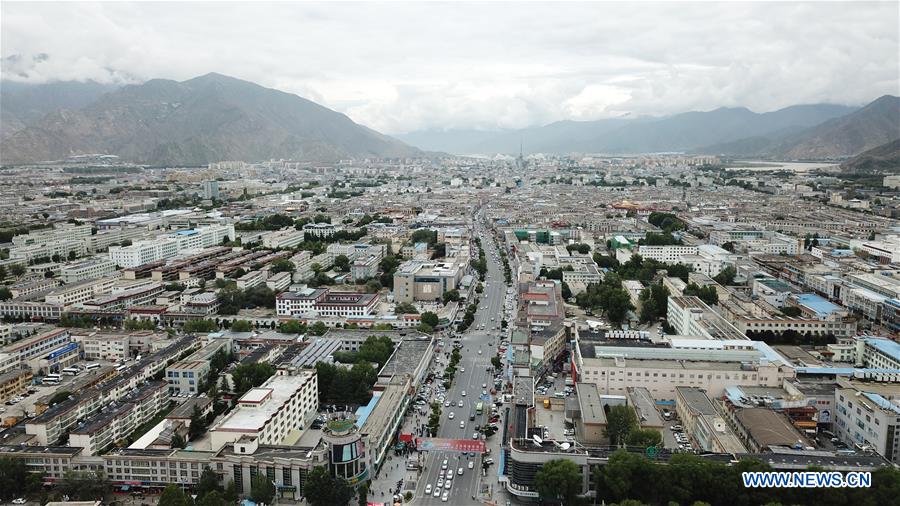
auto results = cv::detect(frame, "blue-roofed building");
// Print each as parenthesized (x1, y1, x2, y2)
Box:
(794, 293, 842, 319)
(834, 378, 900, 464)
(861, 337, 900, 370)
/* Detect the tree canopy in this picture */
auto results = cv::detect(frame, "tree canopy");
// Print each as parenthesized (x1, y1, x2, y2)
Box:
(535, 459, 582, 504)
(303, 465, 354, 506)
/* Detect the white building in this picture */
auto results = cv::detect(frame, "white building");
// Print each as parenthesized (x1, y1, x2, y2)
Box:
(261, 228, 306, 249)
(834, 379, 900, 464)
(108, 224, 235, 268)
(60, 258, 119, 283)
(209, 369, 318, 450)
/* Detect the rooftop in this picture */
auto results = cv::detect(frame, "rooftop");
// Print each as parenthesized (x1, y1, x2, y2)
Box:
(214, 371, 315, 433)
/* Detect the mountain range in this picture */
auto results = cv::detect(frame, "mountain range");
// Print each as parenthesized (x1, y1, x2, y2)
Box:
(0, 73, 420, 165)
(1, 72, 898, 165)
(397, 97, 900, 160)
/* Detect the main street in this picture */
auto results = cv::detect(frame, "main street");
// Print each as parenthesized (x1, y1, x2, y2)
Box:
(414, 210, 512, 505)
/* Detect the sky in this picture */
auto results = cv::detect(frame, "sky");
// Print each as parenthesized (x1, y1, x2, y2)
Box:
(1, 1, 898, 134)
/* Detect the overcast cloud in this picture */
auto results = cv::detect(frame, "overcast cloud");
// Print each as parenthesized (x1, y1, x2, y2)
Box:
(1, 1, 897, 133)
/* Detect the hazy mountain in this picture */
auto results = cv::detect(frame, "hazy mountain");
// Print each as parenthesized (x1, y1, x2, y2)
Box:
(399, 103, 857, 155)
(0, 79, 120, 138)
(0, 73, 420, 165)
(767, 95, 900, 159)
(839, 138, 900, 173)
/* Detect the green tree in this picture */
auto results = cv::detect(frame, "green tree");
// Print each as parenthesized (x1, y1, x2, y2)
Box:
(58, 470, 109, 501)
(189, 405, 209, 440)
(250, 474, 275, 505)
(270, 258, 295, 274)
(196, 467, 221, 498)
(223, 481, 238, 503)
(308, 321, 328, 336)
(304, 465, 354, 506)
(196, 491, 227, 506)
(183, 319, 218, 333)
(605, 405, 638, 446)
(170, 433, 185, 449)
(9, 264, 25, 277)
(442, 289, 461, 304)
(365, 279, 382, 293)
(0, 287, 13, 301)
(231, 320, 253, 332)
(394, 302, 418, 314)
(278, 320, 307, 334)
(333, 254, 351, 272)
(421, 311, 440, 327)
(625, 428, 662, 447)
(231, 362, 276, 396)
(158, 484, 192, 506)
(713, 266, 737, 286)
(491, 356, 502, 370)
(0, 456, 43, 500)
(534, 459, 582, 504)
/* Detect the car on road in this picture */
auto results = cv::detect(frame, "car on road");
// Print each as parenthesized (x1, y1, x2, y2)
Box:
(458, 400, 463, 407)
(459, 420, 465, 428)
(473, 432, 479, 440)
(478, 349, 482, 354)
(448, 412, 455, 419)
(461, 390, 466, 396)
(482, 383, 487, 388)
(434, 485, 442, 497)
(484, 458, 494, 465)
(12, 499, 26, 505)
(468, 461, 475, 469)
(458, 467, 464, 475)
(425, 484, 433, 495)
(444, 400, 451, 407)
(441, 491, 449, 502)
(460, 367, 465, 372)
(441, 459, 448, 470)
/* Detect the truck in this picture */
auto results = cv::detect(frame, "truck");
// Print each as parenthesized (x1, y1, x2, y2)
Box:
(564, 378, 574, 387)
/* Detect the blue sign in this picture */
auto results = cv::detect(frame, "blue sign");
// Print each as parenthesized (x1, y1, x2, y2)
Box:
(47, 342, 78, 360)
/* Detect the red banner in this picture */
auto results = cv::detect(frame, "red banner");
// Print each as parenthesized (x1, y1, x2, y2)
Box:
(399, 433, 413, 443)
(415, 437, 486, 453)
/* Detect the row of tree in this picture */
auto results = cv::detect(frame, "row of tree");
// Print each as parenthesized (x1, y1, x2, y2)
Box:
(575, 273, 635, 325)
(315, 361, 378, 405)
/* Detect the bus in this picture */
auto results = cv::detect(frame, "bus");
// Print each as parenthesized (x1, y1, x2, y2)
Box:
(84, 363, 100, 371)
(475, 402, 484, 415)
(42, 374, 61, 385)
(61, 367, 80, 376)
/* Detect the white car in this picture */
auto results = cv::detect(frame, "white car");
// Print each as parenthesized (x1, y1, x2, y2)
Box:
(441, 491, 450, 502)
(460, 367, 465, 372)
(448, 412, 454, 419)
(473, 432, 479, 440)
(434, 484, 442, 497)
(458, 400, 464, 407)
(458, 467, 464, 475)
(461, 390, 466, 397)
(425, 484, 433, 495)
(468, 461, 475, 469)
(12, 500, 26, 505)
(459, 420, 465, 429)
(482, 383, 487, 388)
(441, 459, 448, 470)
(444, 479, 452, 489)
(478, 349, 482, 355)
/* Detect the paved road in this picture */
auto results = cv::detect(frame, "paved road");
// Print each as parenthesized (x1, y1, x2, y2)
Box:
(415, 211, 511, 505)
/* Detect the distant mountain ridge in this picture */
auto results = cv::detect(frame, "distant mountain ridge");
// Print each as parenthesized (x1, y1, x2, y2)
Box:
(0, 79, 120, 139)
(840, 138, 900, 173)
(0, 73, 421, 165)
(397, 100, 900, 160)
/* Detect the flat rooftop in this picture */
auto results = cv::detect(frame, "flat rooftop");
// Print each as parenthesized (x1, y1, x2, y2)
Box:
(379, 339, 432, 378)
(577, 383, 607, 425)
(676, 386, 717, 416)
(628, 387, 664, 427)
(214, 371, 314, 433)
(734, 408, 810, 449)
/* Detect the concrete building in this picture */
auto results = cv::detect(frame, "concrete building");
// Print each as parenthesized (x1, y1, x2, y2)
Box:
(108, 224, 235, 268)
(261, 228, 306, 249)
(60, 258, 118, 283)
(392, 260, 463, 303)
(276, 288, 378, 318)
(834, 378, 900, 464)
(667, 295, 748, 341)
(675, 386, 747, 453)
(210, 369, 318, 450)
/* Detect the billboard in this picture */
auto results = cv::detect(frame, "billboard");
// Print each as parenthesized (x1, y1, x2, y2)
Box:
(415, 438, 486, 453)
